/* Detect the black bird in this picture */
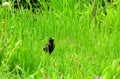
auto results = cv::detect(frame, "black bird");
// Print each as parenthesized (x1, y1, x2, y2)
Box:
(43, 37, 55, 54)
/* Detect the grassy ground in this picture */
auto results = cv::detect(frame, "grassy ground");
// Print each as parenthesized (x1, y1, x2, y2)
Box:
(0, 0, 120, 79)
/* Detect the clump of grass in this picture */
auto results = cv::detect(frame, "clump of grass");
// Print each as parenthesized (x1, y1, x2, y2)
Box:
(102, 58, 120, 79)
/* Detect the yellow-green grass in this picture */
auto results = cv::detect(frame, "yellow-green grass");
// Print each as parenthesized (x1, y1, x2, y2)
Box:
(0, 0, 120, 79)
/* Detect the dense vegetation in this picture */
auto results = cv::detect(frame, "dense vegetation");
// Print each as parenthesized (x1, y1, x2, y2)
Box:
(0, 0, 120, 79)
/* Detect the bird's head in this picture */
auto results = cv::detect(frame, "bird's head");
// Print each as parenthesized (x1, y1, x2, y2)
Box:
(49, 37, 54, 43)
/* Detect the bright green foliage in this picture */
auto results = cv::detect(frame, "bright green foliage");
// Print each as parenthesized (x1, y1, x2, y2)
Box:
(102, 58, 120, 79)
(0, 0, 120, 79)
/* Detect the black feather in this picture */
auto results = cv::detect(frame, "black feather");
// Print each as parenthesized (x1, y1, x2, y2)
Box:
(43, 37, 55, 54)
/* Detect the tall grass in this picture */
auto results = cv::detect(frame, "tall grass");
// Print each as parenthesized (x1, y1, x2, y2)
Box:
(0, 0, 120, 79)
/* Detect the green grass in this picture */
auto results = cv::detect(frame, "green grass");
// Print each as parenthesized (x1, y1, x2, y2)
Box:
(0, 0, 120, 79)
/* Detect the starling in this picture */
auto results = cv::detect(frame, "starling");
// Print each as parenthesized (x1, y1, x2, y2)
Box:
(43, 37, 55, 54)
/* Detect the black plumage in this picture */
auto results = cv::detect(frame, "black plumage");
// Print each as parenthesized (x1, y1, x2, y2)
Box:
(43, 37, 55, 54)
